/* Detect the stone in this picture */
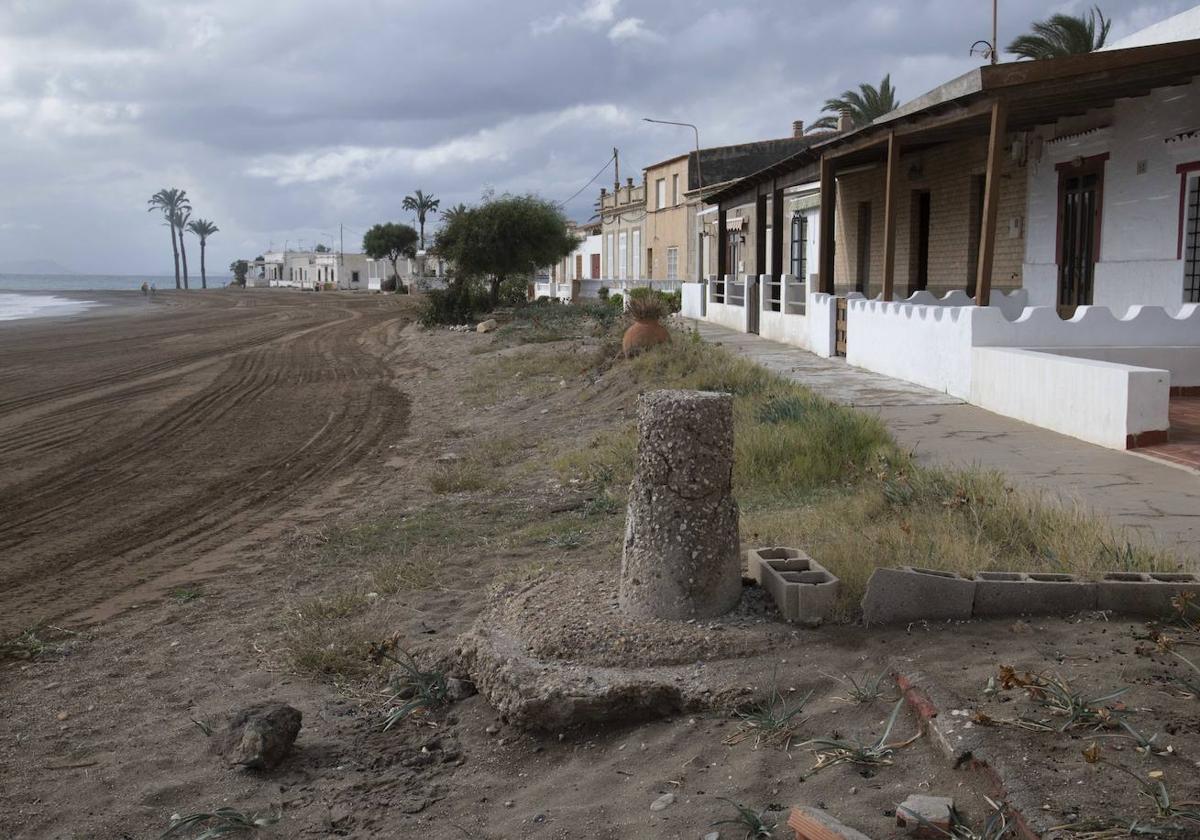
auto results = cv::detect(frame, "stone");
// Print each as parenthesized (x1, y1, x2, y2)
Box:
(1096, 572, 1200, 617)
(788, 805, 873, 840)
(749, 548, 840, 626)
(972, 571, 1097, 617)
(650, 792, 675, 811)
(476, 319, 498, 333)
(210, 702, 301, 771)
(896, 794, 954, 838)
(620, 391, 741, 620)
(861, 567, 975, 626)
(445, 677, 476, 701)
(703, 833, 721, 840)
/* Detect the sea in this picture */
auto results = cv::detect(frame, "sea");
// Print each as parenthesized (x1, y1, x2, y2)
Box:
(0, 273, 177, 322)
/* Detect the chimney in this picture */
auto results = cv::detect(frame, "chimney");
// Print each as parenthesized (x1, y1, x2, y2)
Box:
(600, 187, 607, 196)
(626, 177, 634, 187)
(837, 111, 853, 133)
(792, 120, 804, 138)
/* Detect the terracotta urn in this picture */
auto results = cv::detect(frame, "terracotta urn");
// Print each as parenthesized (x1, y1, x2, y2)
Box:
(622, 317, 670, 356)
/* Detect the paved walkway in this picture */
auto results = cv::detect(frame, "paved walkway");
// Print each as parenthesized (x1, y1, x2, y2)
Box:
(692, 321, 1200, 560)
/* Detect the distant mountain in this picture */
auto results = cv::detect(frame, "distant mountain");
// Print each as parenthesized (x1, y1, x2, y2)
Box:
(0, 258, 77, 275)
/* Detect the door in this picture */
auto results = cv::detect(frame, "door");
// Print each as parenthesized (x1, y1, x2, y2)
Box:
(1057, 158, 1104, 318)
(835, 297, 848, 356)
(646, 248, 653, 280)
(912, 191, 931, 292)
(575, 254, 582, 279)
(747, 277, 760, 334)
(590, 253, 600, 278)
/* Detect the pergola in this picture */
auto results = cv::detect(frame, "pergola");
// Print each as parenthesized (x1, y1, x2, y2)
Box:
(710, 37, 1200, 306)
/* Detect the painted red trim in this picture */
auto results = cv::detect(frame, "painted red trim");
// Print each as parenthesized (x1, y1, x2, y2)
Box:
(1176, 162, 1200, 260)
(1127, 429, 1170, 449)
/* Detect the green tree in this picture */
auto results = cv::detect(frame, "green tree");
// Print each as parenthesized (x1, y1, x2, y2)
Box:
(229, 259, 248, 286)
(362, 222, 419, 292)
(435, 195, 578, 307)
(147, 188, 190, 289)
(314, 243, 330, 253)
(809, 75, 898, 131)
(402, 189, 440, 250)
(1007, 6, 1110, 59)
(172, 206, 192, 290)
(187, 219, 219, 290)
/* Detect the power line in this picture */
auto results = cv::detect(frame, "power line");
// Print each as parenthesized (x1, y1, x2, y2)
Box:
(558, 152, 616, 209)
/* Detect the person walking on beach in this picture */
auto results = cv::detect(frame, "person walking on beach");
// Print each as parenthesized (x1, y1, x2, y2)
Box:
(150, 282, 157, 299)
(141, 281, 149, 297)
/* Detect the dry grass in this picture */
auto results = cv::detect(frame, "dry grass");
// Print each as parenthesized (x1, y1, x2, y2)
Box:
(429, 459, 491, 493)
(551, 333, 1174, 619)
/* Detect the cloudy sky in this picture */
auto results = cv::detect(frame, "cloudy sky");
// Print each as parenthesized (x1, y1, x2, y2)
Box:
(0, 0, 1192, 275)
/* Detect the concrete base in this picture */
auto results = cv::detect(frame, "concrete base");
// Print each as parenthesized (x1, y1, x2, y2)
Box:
(748, 547, 840, 626)
(459, 570, 794, 730)
(861, 567, 975, 626)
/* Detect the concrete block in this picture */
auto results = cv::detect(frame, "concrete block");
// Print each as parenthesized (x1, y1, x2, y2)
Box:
(1097, 572, 1200, 617)
(972, 571, 1097, 617)
(896, 794, 954, 838)
(788, 805, 873, 840)
(861, 567, 975, 626)
(749, 547, 840, 626)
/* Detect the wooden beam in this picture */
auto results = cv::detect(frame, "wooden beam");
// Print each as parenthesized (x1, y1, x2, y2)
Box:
(771, 186, 785, 280)
(881, 131, 900, 301)
(717, 206, 728, 278)
(818, 155, 836, 293)
(754, 193, 768, 276)
(975, 98, 1009, 307)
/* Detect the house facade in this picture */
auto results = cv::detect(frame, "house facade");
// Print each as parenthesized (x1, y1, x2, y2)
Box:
(599, 178, 645, 284)
(685, 31, 1200, 453)
(538, 221, 602, 300)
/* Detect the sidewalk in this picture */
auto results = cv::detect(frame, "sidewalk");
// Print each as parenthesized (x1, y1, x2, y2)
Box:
(691, 321, 1200, 559)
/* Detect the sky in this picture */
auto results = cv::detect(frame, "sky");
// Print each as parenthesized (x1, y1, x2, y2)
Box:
(0, 0, 1193, 275)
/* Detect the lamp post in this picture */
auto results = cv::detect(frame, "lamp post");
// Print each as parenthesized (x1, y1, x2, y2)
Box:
(643, 117, 705, 282)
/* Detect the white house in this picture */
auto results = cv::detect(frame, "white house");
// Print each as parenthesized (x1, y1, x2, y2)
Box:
(685, 25, 1200, 455)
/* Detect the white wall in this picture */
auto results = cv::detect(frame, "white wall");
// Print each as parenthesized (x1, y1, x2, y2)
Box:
(846, 298, 977, 397)
(971, 347, 1169, 449)
(1023, 78, 1200, 315)
(681, 282, 704, 319)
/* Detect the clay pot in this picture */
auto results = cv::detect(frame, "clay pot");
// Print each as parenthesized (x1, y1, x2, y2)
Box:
(622, 318, 670, 356)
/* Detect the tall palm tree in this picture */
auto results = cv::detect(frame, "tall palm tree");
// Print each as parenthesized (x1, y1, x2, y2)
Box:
(172, 207, 192, 290)
(186, 219, 219, 290)
(809, 75, 898, 131)
(147, 188, 190, 289)
(1008, 6, 1111, 59)
(402, 189, 440, 250)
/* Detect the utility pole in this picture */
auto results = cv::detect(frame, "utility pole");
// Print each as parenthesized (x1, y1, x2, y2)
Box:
(340, 223, 344, 264)
(992, 0, 999, 64)
(613, 147, 620, 195)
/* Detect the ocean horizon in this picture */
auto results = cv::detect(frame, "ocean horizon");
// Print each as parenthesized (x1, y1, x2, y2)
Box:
(0, 272, 190, 292)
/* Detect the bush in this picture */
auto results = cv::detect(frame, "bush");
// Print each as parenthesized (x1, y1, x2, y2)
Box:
(381, 275, 408, 293)
(608, 292, 623, 309)
(597, 287, 610, 301)
(497, 276, 528, 306)
(420, 282, 483, 326)
(628, 286, 680, 314)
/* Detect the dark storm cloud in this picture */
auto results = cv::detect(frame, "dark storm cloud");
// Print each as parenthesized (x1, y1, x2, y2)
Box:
(0, 0, 1191, 273)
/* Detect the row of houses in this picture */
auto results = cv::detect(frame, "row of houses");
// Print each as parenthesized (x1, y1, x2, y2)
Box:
(246, 250, 445, 291)
(559, 8, 1200, 457)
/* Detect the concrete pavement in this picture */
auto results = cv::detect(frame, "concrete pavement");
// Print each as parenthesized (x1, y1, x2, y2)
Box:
(690, 320, 1200, 560)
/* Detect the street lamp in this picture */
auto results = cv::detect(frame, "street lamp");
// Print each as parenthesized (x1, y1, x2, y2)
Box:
(643, 117, 705, 282)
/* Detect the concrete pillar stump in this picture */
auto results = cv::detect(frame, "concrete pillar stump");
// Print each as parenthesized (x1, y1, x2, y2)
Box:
(619, 389, 741, 620)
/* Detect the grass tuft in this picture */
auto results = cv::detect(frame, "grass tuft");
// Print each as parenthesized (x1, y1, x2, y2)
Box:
(161, 806, 279, 839)
(711, 798, 776, 839)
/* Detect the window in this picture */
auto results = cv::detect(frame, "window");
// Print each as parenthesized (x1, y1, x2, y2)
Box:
(789, 211, 808, 279)
(1185, 174, 1200, 303)
(667, 247, 679, 280)
(632, 229, 641, 278)
(618, 231, 628, 279)
(606, 233, 614, 278)
(656, 178, 666, 210)
(856, 202, 872, 292)
(672, 174, 680, 206)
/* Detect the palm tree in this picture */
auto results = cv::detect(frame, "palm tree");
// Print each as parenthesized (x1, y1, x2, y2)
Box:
(1008, 6, 1111, 59)
(809, 75, 899, 131)
(402, 189, 440, 250)
(147, 188, 190, 289)
(172, 207, 192, 290)
(187, 219, 219, 290)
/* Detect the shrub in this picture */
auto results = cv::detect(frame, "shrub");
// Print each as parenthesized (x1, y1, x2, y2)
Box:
(608, 292, 623, 309)
(420, 282, 483, 326)
(628, 286, 681, 315)
(627, 293, 666, 322)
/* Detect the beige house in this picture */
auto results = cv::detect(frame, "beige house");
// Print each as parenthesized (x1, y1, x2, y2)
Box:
(643, 154, 690, 282)
(599, 177, 645, 281)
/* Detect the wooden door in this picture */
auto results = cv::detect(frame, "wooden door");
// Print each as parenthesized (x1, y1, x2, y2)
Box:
(912, 191, 930, 292)
(1057, 158, 1105, 318)
(590, 253, 600, 278)
(835, 298, 848, 356)
(575, 254, 582, 279)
